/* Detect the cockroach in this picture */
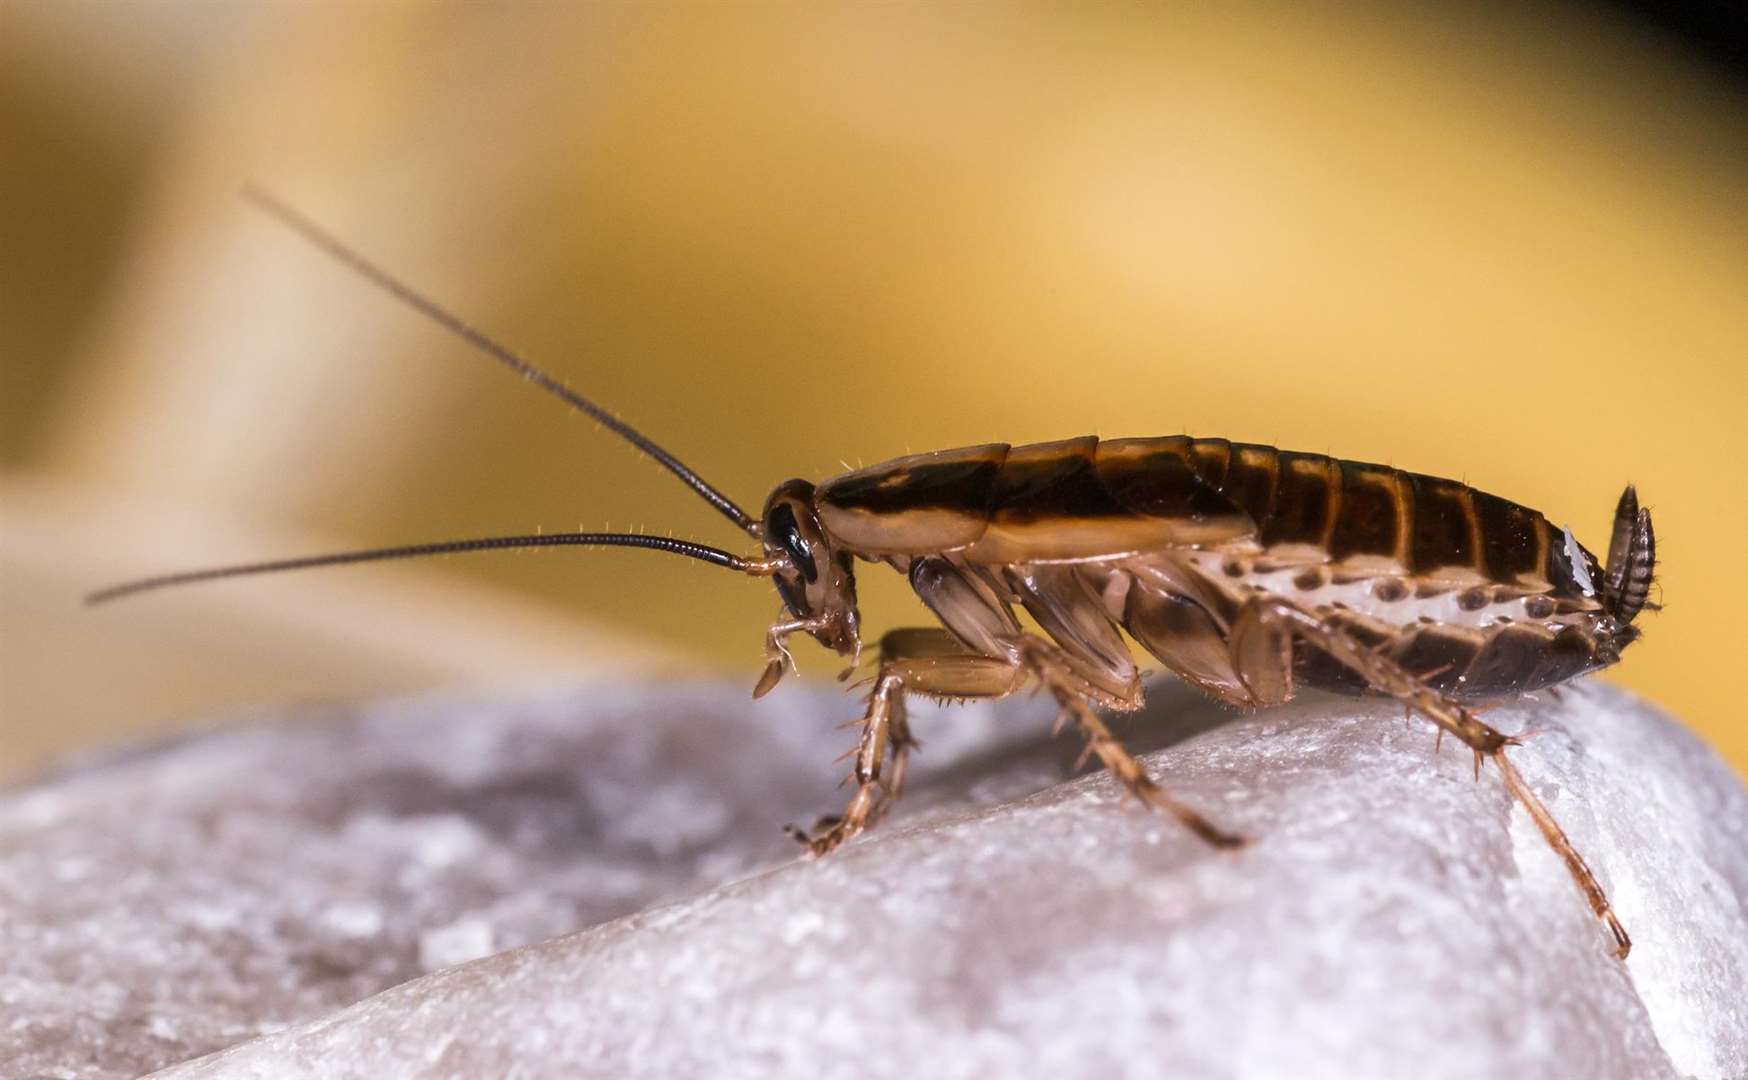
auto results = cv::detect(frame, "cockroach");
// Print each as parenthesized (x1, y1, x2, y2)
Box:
(92, 187, 1657, 959)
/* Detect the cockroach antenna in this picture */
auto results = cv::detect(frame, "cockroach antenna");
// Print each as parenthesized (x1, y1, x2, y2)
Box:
(238, 184, 759, 536)
(86, 188, 776, 606)
(85, 532, 764, 606)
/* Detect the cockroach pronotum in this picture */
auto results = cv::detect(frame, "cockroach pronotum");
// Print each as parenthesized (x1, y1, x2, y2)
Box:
(92, 187, 1657, 959)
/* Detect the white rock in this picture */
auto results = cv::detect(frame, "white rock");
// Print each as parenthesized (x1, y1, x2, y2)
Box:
(0, 680, 1742, 1080)
(417, 915, 497, 971)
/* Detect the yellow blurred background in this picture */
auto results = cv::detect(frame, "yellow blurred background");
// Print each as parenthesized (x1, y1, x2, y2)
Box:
(2, 2, 1744, 781)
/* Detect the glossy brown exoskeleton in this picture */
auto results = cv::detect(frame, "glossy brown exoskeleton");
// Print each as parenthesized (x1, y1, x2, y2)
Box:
(93, 190, 1657, 958)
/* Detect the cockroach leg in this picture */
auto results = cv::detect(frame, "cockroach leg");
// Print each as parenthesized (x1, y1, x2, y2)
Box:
(880, 698, 918, 809)
(788, 629, 1021, 855)
(792, 629, 1244, 853)
(1229, 595, 1629, 958)
(754, 614, 832, 699)
(1011, 637, 1247, 850)
(1228, 597, 1511, 755)
(1494, 750, 1632, 959)
(789, 667, 946, 854)
(786, 670, 901, 856)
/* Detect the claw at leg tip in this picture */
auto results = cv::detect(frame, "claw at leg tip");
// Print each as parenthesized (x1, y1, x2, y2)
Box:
(1607, 914, 1632, 960)
(781, 823, 821, 856)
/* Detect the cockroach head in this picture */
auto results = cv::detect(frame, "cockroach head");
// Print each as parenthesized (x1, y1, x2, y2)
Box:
(1600, 485, 1656, 627)
(761, 479, 861, 655)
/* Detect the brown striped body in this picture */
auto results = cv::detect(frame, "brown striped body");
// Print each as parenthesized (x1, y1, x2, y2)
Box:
(816, 436, 1630, 701)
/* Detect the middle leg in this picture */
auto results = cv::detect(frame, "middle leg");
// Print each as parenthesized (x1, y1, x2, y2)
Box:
(915, 555, 1244, 849)
(1009, 635, 1247, 849)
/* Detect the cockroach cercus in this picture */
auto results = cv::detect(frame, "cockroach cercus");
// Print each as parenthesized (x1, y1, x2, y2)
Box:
(93, 187, 1657, 959)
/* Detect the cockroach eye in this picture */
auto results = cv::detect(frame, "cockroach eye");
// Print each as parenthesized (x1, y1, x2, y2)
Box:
(768, 503, 818, 583)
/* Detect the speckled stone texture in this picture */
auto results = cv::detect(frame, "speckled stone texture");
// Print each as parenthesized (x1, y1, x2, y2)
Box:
(2, 680, 1743, 1080)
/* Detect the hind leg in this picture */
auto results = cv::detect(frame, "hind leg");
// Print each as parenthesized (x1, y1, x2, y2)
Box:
(1227, 594, 1630, 958)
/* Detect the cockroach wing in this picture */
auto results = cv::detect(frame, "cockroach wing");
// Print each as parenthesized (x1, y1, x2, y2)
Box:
(962, 437, 1255, 564)
(816, 437, 1253, 562)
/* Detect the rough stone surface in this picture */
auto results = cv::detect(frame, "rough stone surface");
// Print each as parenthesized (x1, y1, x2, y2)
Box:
(1, 679, 1743, 1080)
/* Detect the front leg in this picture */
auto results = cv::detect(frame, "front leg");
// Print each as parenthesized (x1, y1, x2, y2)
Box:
(789, 627, 1246, 855)
(753, 614, 831, 699)
(787, 629, 1024, 856)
